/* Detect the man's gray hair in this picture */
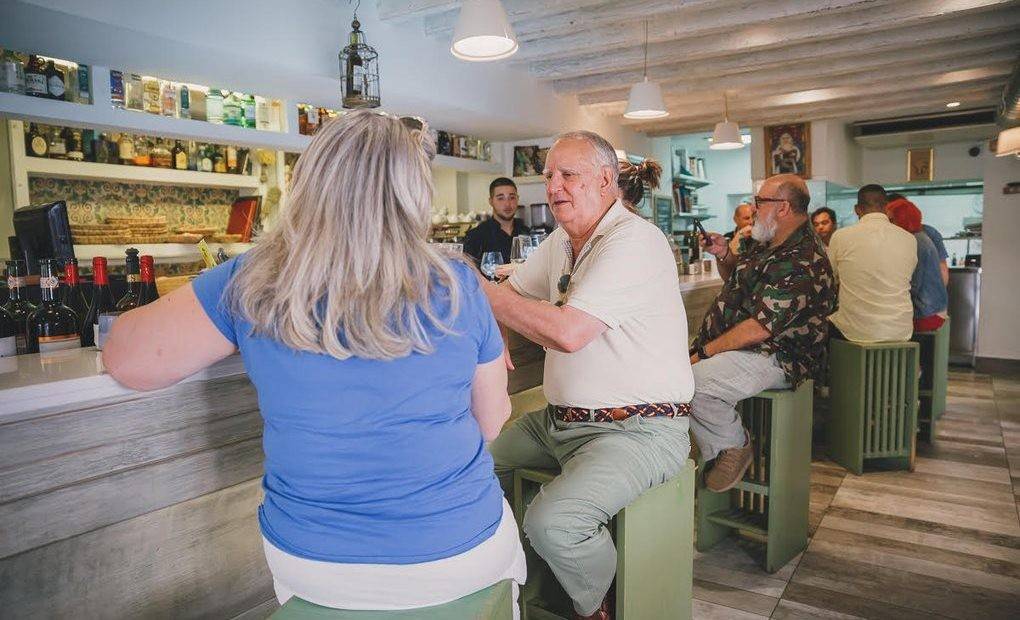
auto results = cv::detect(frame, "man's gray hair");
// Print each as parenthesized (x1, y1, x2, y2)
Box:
(553, 130, 620, 186)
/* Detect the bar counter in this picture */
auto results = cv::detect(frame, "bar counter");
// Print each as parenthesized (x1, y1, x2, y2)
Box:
(0, 273, 722, 618)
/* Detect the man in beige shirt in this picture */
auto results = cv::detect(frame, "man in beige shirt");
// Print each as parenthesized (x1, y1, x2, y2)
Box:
(827, 184, 917, 342)
(482, 130, 693, 620)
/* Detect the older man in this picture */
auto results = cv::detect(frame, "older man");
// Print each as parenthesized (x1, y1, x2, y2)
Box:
(724, 202, 755, 256)
(483, 131, 693, 620)
(692, 174, 836, 491)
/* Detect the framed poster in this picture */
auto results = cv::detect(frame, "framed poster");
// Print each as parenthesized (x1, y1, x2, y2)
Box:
(513, 145, 539, 177)
(764, 122, 811, 178)
(907, 147, 934, 182)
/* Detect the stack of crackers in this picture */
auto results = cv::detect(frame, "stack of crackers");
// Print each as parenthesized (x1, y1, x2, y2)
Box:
(71, 217, 242, 245)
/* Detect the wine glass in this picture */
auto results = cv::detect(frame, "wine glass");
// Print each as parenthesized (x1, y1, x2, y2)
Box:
(511, 235, 533, 264)
(480, 252, 503, 280)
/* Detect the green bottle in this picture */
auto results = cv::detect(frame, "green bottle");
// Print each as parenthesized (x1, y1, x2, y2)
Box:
(243, 93, 256, 128)
(222, 91, 243, 126)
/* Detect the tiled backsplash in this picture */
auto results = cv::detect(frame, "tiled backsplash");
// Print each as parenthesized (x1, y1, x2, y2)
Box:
(28, 178, 239, 229)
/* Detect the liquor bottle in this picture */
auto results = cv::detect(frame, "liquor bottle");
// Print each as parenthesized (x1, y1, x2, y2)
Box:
(200, 144, 213, 172)
(172, 140, 187, 170)
(179, 84, 191, 119)
(4, 259, 37, 355)
(206, 88, 224, 124)
(110, 70, 126, 108)
(226, 144, 238, 174)
(75, 64, 90, 104)
(47, 126, 68, 159)
(126, 73, 143, 110)
(94, 132, 110, 163)
(268, 99, 282, 132)
(82, 256, 116, 347)
(213, 146, 227, 173)
(45, 60, 66, 100)
(61, 258, 88, 339)
(118, 132, 136, 165)
(27, 258, 80, 354)
(222, 91, 243, 126)
(160, 80, 176, 117)
(298, 105, 308, 135)
(1, 50, 26, 94)
(0, 305, 16, 358)
(132, 137, 152, 167)
(116, 248, 141, 311)
(66, 128, 84, 161)
(243, 93, 256, 128)
(142, 76, 161, 114)
(24, 55, 48, 98)
(305, 106, 319, 134)
(26, 123, 48, 157)
(187, 140, 199, 171)
(139, 255, 159, 306)
(255, 96, 270, 130)
(151, 139, 172, 168)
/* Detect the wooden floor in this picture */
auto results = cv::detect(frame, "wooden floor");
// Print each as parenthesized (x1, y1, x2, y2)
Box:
(693, 368, 1020, 619)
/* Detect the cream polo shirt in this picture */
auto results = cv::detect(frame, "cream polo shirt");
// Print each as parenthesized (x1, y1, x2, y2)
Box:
(827, 212, 917, 343)
(508, 200, 694, 409)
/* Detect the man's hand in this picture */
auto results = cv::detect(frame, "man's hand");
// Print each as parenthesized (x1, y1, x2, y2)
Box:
(729, 225, 752, 256)
(689, 353, 700, 365)
(701, 232, 730, 258)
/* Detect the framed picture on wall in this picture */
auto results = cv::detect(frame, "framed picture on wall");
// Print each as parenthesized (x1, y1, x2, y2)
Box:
(764, 122, 811, 178)
(907, 147, 934, 182)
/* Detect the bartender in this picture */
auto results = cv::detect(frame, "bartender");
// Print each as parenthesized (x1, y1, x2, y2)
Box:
(463, 177, 530, 265)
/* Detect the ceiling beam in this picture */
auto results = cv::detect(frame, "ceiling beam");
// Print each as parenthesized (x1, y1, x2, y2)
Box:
(636, 85, 1002, 135)
(583, 54, 1017, 116)
(509, 0, 892, 64)
(551, 6, 1020, 94)
(529, 0, 1017, 80)
(577, 39, 1019, 106)
(375, 0, 460, 22)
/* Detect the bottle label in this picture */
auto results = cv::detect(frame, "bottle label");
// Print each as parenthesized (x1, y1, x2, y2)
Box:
(40, 275, 59, 290)
(30, 135, 47, 156)
(126, 274, 140, 283)
(38, 333, 79, 353)
(0, 335, 15, 358)
(25, 73, 46, 94)
(16, 333, 28, 355)
(175, 151, 187, 169)
(48, 74, 65, 97)
(7, 276, 23, 289)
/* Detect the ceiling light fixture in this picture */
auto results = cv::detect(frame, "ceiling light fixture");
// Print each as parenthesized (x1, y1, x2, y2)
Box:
(710, 93, 743, 150)
(624, 21, 668, 120)
(451, 0, 518, 62)
(946, 101, 962, 108)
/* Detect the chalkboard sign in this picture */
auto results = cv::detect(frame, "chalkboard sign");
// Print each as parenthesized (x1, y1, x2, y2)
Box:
(653, 195, 674, 236)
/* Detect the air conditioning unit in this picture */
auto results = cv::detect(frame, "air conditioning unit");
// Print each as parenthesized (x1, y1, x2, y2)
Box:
(851, 108, 997, 148)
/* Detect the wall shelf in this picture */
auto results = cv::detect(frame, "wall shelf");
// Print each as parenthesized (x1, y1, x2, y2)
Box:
(433, 154, 502, 175)
(23, 157, 261, 190)
(73, 242, 254, 264)
(674, 174, 711, 189)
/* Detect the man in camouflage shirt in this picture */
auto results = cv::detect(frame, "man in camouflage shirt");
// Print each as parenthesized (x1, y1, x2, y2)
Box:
(690, 174, 836, 492)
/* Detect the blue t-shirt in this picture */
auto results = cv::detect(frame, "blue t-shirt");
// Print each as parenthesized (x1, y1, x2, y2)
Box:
(911, 232, 948, 318)
(922, 224, 949, 261)
(192, 257, 506, 564)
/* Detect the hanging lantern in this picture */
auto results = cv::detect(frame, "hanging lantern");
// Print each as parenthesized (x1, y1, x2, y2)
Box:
(339, 15, 380, 109)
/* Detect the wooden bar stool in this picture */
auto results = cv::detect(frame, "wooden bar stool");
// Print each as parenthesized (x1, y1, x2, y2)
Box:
(912, 317, 950, 442)
(270, 580, 513, 619)
(695, 381, 813, 574)
(512, 461, 696, 620)
(827, 339, 919, 475)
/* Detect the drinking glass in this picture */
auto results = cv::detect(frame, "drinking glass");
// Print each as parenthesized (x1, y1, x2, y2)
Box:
(510, 235, 532, 264)
(480, 251, 503, 280)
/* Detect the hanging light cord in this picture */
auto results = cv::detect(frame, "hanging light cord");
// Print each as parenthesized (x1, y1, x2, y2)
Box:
(642, 20, 649, 79)
(723, 93, 729, 122)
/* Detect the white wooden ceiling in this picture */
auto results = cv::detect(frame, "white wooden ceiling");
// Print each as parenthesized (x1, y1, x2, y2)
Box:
(379, 0, 1020, 136)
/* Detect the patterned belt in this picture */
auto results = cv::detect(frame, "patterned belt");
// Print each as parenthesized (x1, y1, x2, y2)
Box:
(553, 402, 691, 423)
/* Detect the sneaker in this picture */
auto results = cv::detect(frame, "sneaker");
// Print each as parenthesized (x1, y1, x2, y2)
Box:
(705, 431, 753, 492)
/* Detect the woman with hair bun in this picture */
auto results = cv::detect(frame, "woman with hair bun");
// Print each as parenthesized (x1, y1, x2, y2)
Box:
(618, 158, 663, 211)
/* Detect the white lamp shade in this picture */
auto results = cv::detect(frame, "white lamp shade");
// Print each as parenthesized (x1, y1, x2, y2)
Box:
(710, 120, 744, 150)
(624, 78, 669, 119)
(451, 0, 519, 62)
(996, 126, 1020, 156)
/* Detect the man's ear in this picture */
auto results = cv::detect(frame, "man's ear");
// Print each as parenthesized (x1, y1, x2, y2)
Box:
(601, 165, 614, 194)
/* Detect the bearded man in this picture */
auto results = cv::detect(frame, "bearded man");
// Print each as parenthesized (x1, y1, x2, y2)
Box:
(690, 174, 836, 492)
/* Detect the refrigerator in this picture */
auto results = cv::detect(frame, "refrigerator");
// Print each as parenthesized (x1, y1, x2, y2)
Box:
(948, 266, 981, 366)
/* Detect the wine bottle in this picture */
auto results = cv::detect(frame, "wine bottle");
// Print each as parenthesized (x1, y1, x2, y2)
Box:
(116, 248, 141, 311)
(3, 260, 36, 354)
(27, 259, 80, 355)
(139, 255, 159, 306)
(82, 256, 117, 347)
(61, 258, 89, 340)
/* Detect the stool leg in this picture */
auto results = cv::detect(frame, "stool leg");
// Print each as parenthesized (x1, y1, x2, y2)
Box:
(695, 462, 731, 552)
(764, 385, 812, 574)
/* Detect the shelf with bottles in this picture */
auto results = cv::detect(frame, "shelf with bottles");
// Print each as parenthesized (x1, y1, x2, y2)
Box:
(1, 48, 93, 105)
(17, 120, 260, 188)
(435, 130, 494, 163)
(297, 104, 344, 136)
(72, 242, 255, 265)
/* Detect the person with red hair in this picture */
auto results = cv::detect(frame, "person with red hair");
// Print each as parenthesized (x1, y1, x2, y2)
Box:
(886, 196, 948, 332)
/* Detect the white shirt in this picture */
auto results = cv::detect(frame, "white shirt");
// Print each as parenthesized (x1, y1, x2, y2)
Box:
(509, 200, 695, 408)
(827, 212, 917, 342)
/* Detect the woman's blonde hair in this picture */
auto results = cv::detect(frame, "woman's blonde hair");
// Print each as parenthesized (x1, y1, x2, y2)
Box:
(226, 109, 460, 360)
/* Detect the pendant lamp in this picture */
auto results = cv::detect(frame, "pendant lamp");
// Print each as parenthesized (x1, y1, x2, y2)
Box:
(451, 0, 519, 62)
(710, 93, 743, 150)
(624, 21, 668, 120)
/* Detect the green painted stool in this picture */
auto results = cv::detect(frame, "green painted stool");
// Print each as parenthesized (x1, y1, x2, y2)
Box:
(695, 382, 813, 574)
(827, 339, 919, 475)
(270, 579, 513, 619)
(912, 317, 950, 442)
(512, 461, 695, 620)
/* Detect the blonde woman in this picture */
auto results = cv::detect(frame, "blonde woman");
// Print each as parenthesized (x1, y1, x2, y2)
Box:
(103, 110, 525, 613)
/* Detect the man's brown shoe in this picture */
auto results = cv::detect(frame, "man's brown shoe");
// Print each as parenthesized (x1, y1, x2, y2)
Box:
(705, 431, 754, 492)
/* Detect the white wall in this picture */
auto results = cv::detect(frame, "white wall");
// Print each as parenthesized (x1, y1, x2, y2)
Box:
(750, 119, 860, 188)
(1, 0, 648, 143)
(860, 140, 985, 185)
(670, 133, 753, 233)
(977, 151, 1020, 361)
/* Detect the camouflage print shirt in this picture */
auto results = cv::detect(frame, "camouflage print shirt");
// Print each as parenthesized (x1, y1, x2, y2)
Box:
(696, 221, 837, 386)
